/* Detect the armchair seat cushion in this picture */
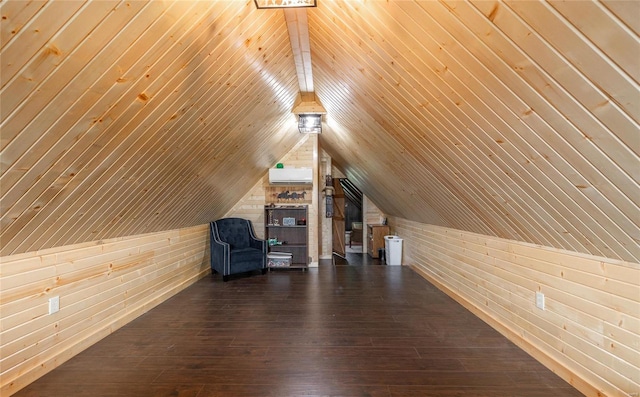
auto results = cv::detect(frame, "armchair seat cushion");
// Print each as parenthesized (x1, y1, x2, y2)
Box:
(230, 247, 264, 273)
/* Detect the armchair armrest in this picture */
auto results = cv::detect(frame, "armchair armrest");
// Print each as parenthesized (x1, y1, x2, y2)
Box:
(210, 223, 230, 275)
(247, 222, 267, 267)
(249, 236, 265, 252)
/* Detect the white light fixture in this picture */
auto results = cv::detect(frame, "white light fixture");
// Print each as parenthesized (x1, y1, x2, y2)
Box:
(292, 92, 325, 134)
(298, 114, 322, 134)
(254, 0, 317, 9)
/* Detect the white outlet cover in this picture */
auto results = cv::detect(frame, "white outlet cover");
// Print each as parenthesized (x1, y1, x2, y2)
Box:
(49, 296, 60, 314)
(535, 291, 545, 310)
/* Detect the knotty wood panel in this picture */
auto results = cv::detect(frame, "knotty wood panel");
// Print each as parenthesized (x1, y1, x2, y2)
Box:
(311, 1, 639, 262)
(392, 216, 640, 397)
(2, 1, 636, 394)
(0, 0, 303, 256)
(319, 150, 336, 259)
(1, 0, 637, 263)
(0, 224, 209, 396)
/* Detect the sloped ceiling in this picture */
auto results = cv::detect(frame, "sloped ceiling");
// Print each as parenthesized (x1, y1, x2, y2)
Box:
(1, 1, 638, 262)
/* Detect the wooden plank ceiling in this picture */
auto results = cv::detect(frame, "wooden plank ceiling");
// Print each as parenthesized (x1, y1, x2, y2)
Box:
(1, 1, 638, 262)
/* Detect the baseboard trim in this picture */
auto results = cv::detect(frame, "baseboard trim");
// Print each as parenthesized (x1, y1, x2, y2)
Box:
(409, 264, 600, 397)
(5, 268, 210, 396)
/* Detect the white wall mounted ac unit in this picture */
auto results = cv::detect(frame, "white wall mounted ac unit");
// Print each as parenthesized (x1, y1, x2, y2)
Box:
(268, 168, 313, 184)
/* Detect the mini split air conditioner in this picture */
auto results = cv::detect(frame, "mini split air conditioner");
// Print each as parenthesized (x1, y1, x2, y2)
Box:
(268, 168, 313, 184)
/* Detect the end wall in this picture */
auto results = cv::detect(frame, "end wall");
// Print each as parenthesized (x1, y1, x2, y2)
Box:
(0, 225, 210, 395)
(226, 135, 320, 266)
(391, 217, 639, 397)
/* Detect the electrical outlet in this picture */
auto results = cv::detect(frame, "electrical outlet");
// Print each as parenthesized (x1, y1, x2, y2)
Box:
(535, 291, 545, 310)
(48, 296, 60, 314)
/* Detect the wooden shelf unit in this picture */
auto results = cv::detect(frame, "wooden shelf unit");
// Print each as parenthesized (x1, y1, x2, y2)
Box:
(367, 224, 390, 258)
(265, 205, 308, 269)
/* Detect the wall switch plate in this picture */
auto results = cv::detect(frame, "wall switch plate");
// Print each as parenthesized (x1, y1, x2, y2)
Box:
(535, 291, 545, 310)
(49, 296, 60, 314)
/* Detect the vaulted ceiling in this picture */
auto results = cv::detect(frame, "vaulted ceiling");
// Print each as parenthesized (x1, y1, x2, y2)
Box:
(1, 1, 638, 262)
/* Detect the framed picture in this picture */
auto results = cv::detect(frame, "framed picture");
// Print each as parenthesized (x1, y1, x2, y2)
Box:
(282, 217, 296, 226)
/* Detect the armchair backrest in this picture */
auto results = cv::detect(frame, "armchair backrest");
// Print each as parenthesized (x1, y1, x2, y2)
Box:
(212, 218, 254, 249)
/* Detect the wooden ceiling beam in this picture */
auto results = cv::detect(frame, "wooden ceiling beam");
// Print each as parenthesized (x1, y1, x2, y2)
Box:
(284, 8, 314, 93)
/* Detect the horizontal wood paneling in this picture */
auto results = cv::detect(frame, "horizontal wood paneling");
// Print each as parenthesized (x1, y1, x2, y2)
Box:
(391, 216, 640, 397)
(361, 195, 385, 256)
(0, 225, 210, 396)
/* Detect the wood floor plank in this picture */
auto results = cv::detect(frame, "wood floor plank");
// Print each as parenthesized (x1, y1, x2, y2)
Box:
(197, 384, 391, 397)
(13, 257, 582, 396)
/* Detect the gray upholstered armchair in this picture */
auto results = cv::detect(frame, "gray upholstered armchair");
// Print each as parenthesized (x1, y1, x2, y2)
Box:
(209, 218, 267, 281)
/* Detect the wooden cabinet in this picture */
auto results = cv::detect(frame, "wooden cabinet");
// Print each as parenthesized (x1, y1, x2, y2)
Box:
(367, 224, 390, 258)
(265, 205, 308, 269)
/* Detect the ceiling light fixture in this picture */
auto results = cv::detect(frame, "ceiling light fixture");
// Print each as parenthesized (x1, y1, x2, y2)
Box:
(292, 93, 325, 134)
(298, 114, 322, 134)
(254, 0, 317, 9)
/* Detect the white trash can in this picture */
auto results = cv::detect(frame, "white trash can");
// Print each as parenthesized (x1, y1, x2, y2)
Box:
(384, 235, 403, 266)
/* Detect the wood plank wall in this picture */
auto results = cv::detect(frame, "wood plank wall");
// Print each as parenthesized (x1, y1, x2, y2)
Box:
(362, 196, 385, 256)
(0, 225, 210, 396)
(319, 149, 333, 260)
(0, 0, 302, 257)
(314, 1, 639, 264)
(390, 217, 640, 397)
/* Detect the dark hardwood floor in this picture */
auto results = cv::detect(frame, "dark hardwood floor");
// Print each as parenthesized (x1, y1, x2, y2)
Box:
(16, 253, 583, 396)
